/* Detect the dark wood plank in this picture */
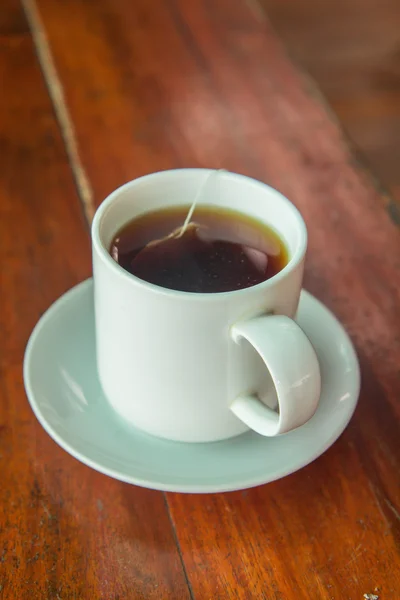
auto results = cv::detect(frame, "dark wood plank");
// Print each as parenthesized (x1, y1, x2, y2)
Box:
(26, 0, 400, 598)
(0, 0, 28, 34)
(261, 0, 400, 203)
(0, 3, 190, 598)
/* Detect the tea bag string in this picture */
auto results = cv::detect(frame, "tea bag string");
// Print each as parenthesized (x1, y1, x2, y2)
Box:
(175, 169, 224, 238)
(139, 169, 225, 251)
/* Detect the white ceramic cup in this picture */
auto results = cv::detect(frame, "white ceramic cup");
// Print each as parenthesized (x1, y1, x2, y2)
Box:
(92, 169, 321, 443)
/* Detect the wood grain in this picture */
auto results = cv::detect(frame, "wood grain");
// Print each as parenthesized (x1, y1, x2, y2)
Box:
(261, 0, 400, 203)
(2, 0, 399, 597)
(0, 2, 190, 599)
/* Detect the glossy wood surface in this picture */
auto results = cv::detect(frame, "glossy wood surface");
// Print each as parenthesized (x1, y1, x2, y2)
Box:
(262, 0, 400, 204)
(1, 0, 399, 598)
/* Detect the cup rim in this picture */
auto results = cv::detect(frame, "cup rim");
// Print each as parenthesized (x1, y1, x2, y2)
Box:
(91, 168, 307, 301)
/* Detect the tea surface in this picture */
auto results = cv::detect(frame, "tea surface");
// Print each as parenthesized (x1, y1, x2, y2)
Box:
(110, 206, 288, 293)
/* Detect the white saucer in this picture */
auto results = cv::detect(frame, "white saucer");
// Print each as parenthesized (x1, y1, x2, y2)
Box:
(24, 279, 360, 493)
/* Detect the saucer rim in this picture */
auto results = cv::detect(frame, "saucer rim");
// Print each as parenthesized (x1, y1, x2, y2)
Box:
(24, 279, 360, 493)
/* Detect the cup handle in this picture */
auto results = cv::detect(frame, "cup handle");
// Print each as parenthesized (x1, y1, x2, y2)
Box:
(230, 315, 321, 436)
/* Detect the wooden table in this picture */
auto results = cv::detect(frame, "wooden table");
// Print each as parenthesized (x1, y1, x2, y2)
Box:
(1, 1, 399, 598)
